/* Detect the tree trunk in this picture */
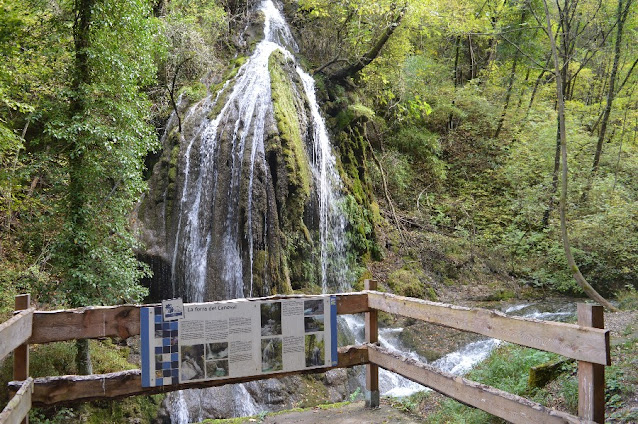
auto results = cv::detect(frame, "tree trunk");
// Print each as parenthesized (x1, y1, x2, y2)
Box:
(542, 123, 561, 228)
(495, 9, 527, 138)
(494, 53, 518, 138)
(591, 0, 633, 176)
(525, 54, 551, 117)
(71, 0, 96, 374)
(542, 0, 619, 312)
(329, 6, 406, 82)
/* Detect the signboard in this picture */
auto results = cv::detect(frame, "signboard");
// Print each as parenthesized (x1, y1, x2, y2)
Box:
(141, 296, 338, 387)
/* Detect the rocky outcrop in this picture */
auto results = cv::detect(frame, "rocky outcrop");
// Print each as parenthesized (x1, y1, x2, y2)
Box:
(135, 5, 342, 303)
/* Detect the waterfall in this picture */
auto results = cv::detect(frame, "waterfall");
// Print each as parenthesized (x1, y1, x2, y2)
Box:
(163, 0, 352, 420)
(297, 69, 350, 293)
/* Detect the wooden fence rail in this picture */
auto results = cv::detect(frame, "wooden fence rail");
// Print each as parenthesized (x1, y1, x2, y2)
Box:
(0, 379, 32, 424)
(0, 309, 33, 363)
(368, 291, 610, 365)
(2, 289, 610, 423)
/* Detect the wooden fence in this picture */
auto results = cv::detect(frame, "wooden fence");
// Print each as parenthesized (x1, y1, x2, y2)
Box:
(0, 283, 610, 424)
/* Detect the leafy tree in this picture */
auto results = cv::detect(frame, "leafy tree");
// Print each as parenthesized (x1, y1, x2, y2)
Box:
(42, 0, 160, 372)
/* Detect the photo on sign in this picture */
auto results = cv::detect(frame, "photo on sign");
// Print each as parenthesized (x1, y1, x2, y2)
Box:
(304, 315, 324, 332)
(206, 342, 228, 361)
(181, 344, 205, 381)
(304, 299, 324, 316)
(261, 337, 283, 372)
(206, 360, 229, 378)
(260, 302, 282, 336)
(305, 334, 325, 367)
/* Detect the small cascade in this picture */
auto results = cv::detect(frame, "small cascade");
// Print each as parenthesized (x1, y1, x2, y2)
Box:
(297, 69, 350, 293)
(232, 384, 262, 417)
(339, 315, 424, 397)
(168, 390, 190, 424)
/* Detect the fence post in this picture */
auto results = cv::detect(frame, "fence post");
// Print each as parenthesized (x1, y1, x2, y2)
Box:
(14, 294, 30, 424)
(364, 279, 379, 408)
(577, 303, 605, 423)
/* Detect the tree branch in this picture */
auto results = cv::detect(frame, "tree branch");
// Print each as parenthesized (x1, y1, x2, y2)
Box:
(329, 6, 407, 82)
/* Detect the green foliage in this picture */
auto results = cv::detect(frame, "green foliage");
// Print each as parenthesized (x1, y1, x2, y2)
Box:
(427, 344, 578, 423)
(616, 286, 638, 310)
(43, 0, 159, 308)
(340, 194, 375, 255)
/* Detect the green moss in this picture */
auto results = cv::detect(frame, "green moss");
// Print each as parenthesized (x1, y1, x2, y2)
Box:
(388, 269, 424, 298)
(483, 289, 516, 301)
(208, 56, 248, 120)
(269, 51, 311, 202)
(335, 104, 375, 131)
(252, 249, 267, 294)
(179, 81, 208, 103)
(425, 286, 438, 301)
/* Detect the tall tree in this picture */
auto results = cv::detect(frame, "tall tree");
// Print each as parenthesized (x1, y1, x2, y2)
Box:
(541, 0, 619, 311)
(48, 0, 159, 373)
(590, 0, 635, 175)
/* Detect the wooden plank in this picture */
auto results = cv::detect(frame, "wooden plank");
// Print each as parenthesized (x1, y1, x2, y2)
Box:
(368, 345, 594, 424)
(577, 304, 605, 423)
(0, 378, 33, 424)
(0, 309, 33, 363)
(29, 293, 367, 344)
(364, 280, 379, 408)
(29, 305, 141, 344)
(336, 292, 368, 314)
(368, 291, 610, 365)
(9, 345, 369, 405)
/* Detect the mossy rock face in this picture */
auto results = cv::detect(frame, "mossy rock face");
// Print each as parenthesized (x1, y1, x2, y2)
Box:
(268, 50, 321, 289)
(180, 81, 208, 104)
(269, 50, 312, 211)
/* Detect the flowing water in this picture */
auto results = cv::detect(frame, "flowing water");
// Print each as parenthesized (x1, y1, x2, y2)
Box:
(166, 0, 349, 421)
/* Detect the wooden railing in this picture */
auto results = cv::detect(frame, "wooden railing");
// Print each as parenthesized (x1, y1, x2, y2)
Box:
(0, 285, 610, 424)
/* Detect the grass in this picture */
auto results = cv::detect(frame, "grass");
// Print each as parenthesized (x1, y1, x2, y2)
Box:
(423, 344, 578, 424)
(0, 338, 163, 424)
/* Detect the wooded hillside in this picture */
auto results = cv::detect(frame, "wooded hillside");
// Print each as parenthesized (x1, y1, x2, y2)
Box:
(1, 0, 636, 317)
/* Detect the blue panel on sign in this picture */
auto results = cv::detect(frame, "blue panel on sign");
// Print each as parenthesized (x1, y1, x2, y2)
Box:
(141, 307, 151, 387)
(330, 296, 338, 366)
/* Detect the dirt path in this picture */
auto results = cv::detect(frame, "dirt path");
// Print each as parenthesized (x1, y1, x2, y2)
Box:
(211, 401, 425, 423)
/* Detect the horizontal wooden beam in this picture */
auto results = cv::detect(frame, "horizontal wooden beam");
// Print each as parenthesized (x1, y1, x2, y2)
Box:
(368, 345, 593, 424)
(0, 309, 34, 362)
(336, 292, 369, 314)
(0, 378, 32, 424)
(368, 292, 610, 365)
(28, 293, 368, 344)
(9, 345, 368, 406)
(30, 306, 140, 344)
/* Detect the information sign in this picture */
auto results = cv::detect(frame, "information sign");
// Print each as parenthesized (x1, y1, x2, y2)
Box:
(141, 296, 338, 387)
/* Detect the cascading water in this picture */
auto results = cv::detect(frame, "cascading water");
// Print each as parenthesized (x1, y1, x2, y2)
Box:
(163, 0, 352, 421)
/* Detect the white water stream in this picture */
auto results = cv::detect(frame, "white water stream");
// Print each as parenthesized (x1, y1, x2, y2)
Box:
(167, 0, 349, 421)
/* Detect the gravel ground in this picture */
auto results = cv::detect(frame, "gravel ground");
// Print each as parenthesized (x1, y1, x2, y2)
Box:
(605, 310, 638, 341)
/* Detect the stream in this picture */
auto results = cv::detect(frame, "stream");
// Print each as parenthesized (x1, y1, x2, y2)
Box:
(341, 298, 578, 398)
